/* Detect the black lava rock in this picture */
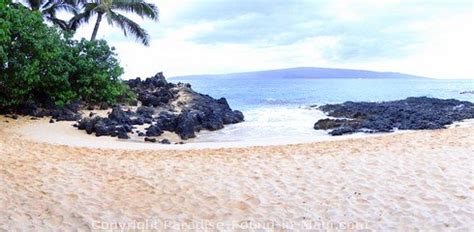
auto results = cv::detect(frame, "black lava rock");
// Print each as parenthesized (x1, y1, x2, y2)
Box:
(314, 119, 358, 130)
(127, 73, 244, 138)
(131, 117, 145, 125)
(1, 100, 82, 121)
(175, 110, 203, 139)
(94, 120, 110, 136)
(155, 111, 178, 132)
(160, 139, 171, 144)
(138, 88, 173, 107)
(74, 72, 244, 140)
(16, 103, 44, 117)
(330, 127, 357, 136)
(108, 107, 132, 124)
(49, 101, 83, 121)
(78, 114, 131, 138)
(144, 118, 153, 124)
(145, 124, 163, 137)
(144, 137, 157, 143)
(136, 106, 155, 119)
(117, 129, 130, 139)
(315, 97, 474, 136)
(51, 107, 81, 121)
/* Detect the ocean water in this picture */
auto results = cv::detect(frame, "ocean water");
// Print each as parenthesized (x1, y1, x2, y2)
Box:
(171, 77, 474, 143)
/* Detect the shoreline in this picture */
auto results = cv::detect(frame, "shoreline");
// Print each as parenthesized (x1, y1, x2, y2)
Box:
(1, 116, 473, 230)
(11, 115, 472, 150)
(3, 95, 473, 150)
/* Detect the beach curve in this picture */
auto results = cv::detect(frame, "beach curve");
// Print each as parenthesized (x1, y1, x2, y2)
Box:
(0, 116, 473, 230)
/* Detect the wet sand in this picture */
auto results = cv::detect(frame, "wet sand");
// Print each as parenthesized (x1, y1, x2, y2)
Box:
(18, 117, 392, 150)
(0, 116, 473, 231)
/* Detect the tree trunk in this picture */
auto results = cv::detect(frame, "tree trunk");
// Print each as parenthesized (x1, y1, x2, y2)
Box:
(90, 13, 103, 41)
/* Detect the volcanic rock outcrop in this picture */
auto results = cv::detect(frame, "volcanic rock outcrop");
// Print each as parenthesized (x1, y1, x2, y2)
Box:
(77, 72, 244, 140)
(314, 97, 474, 136)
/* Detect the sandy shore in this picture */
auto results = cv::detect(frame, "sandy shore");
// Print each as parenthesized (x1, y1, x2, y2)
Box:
(0, 116, 473, 231)
(17, 117, 392, 150)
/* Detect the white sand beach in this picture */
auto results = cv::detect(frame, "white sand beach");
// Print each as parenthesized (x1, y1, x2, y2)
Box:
(1, 116, 473, 231)
(18, 116, 394, 150)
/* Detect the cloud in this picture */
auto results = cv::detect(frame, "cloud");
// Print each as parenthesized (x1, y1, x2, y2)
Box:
(69, 0, 473, 79)
(112, 35, 339, 78)
(173, 0, 470, 61)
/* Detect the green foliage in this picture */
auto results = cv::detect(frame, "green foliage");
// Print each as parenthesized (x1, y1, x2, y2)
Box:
(68, 39, 134, 105)
(0, 3, 133, 108)
(0, 0, 11, 69)
(0, 3, 75, 106)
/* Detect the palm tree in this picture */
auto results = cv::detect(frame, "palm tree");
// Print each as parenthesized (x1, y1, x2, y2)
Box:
(72, 0, 158, 46)
(22, 0, 80, 32)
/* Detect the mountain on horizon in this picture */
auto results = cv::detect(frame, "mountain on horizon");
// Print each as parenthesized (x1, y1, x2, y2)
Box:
(172, 67, 429, 80)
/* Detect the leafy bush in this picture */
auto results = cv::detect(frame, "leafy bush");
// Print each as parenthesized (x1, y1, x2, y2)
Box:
(0, 3, 75, 106)
(68, 39, 134, 106)
(0, 2, 133, 108)
(0, 0, 9, 66)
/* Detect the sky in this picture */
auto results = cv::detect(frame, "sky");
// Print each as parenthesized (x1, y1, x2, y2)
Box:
(71, 0, 474, 79)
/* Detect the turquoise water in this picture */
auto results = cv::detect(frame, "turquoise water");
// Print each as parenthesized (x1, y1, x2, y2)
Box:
(171, 77, 474, 143)
(173, 78, 474, 109)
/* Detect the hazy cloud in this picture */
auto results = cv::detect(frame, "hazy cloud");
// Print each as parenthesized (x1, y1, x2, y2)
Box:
(168, 0, 471, 61)
(71, 0, 474, 79)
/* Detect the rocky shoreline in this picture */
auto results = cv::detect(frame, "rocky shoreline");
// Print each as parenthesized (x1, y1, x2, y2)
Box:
(2, 73, 245, 143)
(314, 97, 474, 136)
(77, 73, 244, 142)
(3, 77, 473, 141)
(1, 100, 83, 122)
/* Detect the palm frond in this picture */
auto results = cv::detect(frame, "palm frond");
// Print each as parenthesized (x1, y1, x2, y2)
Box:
(69, 2, 98, 30)
(40, 0, 55, 10)
(46, 16, 70, 30)
(108, 11, 150, 45)
(25, 0, 44, 10)
(112, 0, 159, 21)
(53, 2, 79, 14)
(63, 0, 82, 6)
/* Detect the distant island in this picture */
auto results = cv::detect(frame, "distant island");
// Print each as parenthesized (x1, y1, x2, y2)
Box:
(173, 67, 429, 80)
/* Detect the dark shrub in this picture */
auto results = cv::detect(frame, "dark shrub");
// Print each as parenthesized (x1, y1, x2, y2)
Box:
(0, 2, 134, 110)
